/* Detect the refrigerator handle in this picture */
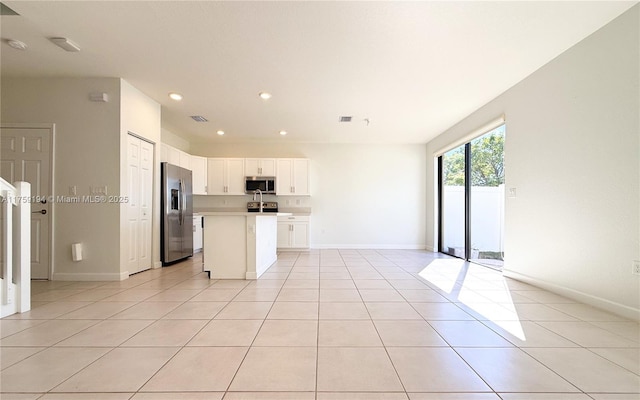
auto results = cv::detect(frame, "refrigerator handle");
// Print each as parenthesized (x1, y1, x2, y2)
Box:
(178, 179, 183, 225)
(181, 179, 186, 225)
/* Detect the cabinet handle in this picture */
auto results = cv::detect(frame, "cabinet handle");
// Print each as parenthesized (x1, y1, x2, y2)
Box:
(290, 224, 293, 232)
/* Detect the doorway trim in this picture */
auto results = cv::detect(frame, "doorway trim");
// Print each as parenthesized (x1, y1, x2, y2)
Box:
(1, 123, 56, 280)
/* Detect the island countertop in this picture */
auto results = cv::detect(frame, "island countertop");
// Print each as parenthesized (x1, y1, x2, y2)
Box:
(201, 212, 287, 280)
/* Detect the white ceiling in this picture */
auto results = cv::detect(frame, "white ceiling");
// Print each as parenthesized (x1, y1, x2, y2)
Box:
(1, 1, 636, 144)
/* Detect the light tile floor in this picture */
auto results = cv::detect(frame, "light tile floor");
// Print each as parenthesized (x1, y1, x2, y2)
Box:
(1, 249, 639, 399)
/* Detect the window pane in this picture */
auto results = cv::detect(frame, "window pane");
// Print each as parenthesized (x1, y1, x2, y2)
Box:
(470, 125, 505, 269)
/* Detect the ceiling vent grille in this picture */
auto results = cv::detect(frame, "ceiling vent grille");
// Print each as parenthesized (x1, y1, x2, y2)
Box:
(339, 116, 352, 122)
(190, 115, 208, 122)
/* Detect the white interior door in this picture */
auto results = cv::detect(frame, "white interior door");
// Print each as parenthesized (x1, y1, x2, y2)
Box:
(0, 126, 52, 280)
(126, 134, 153, 274)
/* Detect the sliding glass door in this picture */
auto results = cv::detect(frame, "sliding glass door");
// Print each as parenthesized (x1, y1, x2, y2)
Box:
(438, 125, 505, 269)
(440, 144, 467, 259)
(470, 126, 505, 268)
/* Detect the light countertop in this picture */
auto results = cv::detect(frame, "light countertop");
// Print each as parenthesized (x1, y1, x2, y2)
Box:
(199, 211, 292, 217)
(195, 207, 310, 216)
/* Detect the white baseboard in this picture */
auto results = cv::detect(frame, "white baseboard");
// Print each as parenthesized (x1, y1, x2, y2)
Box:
(425, 245, 436, 252)
(503, 269, 640, 321)
(153, 261, 162, 269)
(52, 271, 129, 281)
(277, 248, 311, 252)
(311, 244, 426, 250)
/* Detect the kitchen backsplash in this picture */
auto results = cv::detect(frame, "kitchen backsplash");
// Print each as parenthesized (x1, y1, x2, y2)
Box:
(193, 194, 312, 212)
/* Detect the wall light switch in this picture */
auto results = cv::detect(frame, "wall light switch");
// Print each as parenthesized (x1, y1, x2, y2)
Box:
(69, 185, 77, 196)
(508, 188, 517, 198)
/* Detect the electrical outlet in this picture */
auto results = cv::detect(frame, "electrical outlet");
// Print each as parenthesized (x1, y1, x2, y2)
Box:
(90, 186, 107, 195)
(633, 260, 640, 275)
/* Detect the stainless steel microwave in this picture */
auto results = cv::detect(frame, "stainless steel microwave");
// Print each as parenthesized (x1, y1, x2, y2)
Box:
(245, 176, 276, 194)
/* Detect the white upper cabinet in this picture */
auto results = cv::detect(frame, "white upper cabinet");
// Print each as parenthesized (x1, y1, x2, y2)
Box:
(191, 155, 208, 195)
(207, 158, 245, 195)
(161, 143, 190, 169)
(162, 146, 310, 197)
(179, 151, 191, 170)
(167, 146, 181, 166)
(245, 158, 276, 177)
(160, 143, 169, 162)
(277, 158, 310, 196)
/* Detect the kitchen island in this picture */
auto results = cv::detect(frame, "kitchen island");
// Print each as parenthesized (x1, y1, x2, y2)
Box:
(200, 212, 290, 279)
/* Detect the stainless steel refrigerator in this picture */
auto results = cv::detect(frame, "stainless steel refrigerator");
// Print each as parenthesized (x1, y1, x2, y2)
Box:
(161, 162, 193, 265)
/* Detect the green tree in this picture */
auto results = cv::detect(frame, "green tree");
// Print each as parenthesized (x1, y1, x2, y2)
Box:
(443, 146, 465, 186)
(443, 128, 504, 187)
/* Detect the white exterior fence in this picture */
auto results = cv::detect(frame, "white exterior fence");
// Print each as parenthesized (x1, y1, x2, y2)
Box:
(442, 185, 505, 255)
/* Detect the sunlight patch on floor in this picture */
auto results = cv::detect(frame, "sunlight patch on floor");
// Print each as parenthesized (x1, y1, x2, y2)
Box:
(419, 258, 526, 340)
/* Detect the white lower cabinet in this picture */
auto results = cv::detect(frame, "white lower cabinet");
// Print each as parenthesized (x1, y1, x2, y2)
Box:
(193, 216, 203, 252)
(277, 215, 309, 249)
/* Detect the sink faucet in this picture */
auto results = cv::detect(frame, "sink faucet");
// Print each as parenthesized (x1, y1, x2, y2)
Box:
(253, 189, 263, 213)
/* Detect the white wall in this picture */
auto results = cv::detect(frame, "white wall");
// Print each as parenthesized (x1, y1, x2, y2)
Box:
(426, 6, 639, 319)
(190, 142, 427, 249)
(120, 79, 162, 273)
(1, 77, 123, 279)
(161, 128, 190, 152)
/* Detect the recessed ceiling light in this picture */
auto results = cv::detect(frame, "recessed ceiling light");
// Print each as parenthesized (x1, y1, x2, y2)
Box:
(6, 39, 27, 50)
(279, 130, 287, 136)
(168, 92, 183, 101)
(50, 37, 81, 52)
(259, 92, 272, 100)
(216, 130, 225, 136)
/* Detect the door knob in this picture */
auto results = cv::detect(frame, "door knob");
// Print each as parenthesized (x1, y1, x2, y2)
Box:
(32, 210, 47, 215)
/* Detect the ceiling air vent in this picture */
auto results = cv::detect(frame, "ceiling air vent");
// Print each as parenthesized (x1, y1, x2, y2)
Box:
(339, 116, 352, 122)
(190, 115, 208, 122)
